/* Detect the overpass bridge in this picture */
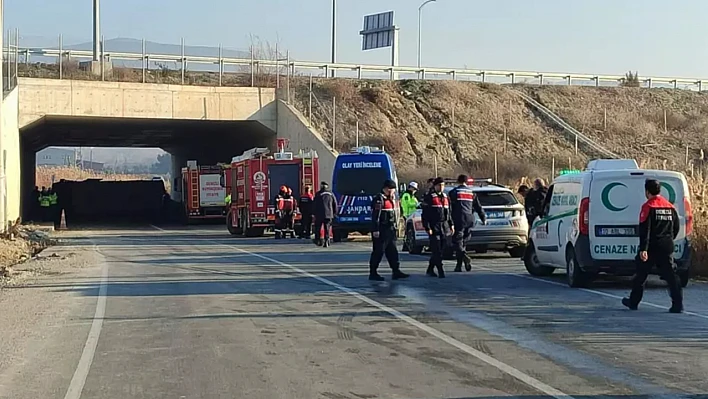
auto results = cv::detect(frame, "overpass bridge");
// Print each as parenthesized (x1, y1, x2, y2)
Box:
(1, 78, 336, 227)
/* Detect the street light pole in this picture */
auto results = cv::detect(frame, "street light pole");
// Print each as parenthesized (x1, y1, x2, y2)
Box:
(93, 0, 100, 61)
(417, 0, 436, 69)
(330, 0, 337, 77)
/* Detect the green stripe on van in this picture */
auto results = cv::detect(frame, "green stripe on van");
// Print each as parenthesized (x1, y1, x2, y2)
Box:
(532, 208, 578, 229)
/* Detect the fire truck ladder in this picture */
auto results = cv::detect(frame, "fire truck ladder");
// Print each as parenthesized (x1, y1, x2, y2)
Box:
(300, 150, 318, 188)
(189, 169, 200, 211)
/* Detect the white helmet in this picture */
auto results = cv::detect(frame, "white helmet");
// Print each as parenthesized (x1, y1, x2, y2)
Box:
(408, 181, 419, 189)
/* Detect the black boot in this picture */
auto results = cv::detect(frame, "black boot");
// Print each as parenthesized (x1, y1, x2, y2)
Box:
(669, 303, 684, 313)
(369, 268, 385, 281)
(426, 265, 437, 277)
(323, 239, 330, 248)
(622, 297, 638, 310)
(392, 269, 410, 280)
(436, 265, 446, 279)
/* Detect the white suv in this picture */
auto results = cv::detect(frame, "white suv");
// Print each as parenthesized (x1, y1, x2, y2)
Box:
(403, 182, 528, 258)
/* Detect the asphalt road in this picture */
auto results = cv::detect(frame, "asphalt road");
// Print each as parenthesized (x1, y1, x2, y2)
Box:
(0, 226, 707, 399)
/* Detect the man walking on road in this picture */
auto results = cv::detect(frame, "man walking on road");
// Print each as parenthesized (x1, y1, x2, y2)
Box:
(369, 179, 409, 281)
(314, 181, 337, 247)
(422, 177, 453, 278)
(449, 175, 487, 272)
(623, 179, 683, 313)
(299, 185, 315, 239)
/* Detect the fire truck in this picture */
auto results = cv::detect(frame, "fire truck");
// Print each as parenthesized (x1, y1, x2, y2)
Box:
(225, 139, 319, 237)
(180, 161, 227, 223)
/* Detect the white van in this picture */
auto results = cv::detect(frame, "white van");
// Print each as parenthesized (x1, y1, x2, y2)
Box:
(524, 159, 693, 288)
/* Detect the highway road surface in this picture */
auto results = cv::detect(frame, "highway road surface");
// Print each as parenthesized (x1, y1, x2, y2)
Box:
(0, 226, 707, 399)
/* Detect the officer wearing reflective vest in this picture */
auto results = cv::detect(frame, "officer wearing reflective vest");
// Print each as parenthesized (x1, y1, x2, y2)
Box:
(48, 188, 59, 228)
(622, 179, 683, 313)
(421, 177, 453, 278)
(399, 182, 419, 219)
(274, 186, 297, 239)
(369, 179, 410, 281)
(448, 174, 487, 272)
(39, 187, 50, 222)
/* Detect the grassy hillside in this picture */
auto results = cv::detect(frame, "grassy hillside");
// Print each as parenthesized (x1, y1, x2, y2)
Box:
(290, 78, 588, 182)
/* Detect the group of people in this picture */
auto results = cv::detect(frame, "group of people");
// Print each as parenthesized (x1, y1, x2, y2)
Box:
(274, 182, 338, 247)
(29, 186, 62, 227)
(367, 174, 488, 281)
(516, 178, 548, 232)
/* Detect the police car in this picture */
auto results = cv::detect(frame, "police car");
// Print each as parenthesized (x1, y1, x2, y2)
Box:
(403, 179, 529, 258)
(525, 159, 693, 288)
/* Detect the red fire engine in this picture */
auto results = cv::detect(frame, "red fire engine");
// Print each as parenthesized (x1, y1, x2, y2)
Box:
(225, 139, 319, 237)
(180, 161, 228, 223)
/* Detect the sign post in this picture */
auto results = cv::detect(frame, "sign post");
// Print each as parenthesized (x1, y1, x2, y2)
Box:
(360, 11, 400, 80)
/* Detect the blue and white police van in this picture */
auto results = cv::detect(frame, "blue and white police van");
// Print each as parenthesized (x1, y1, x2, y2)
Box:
(331, 146, 398, 241)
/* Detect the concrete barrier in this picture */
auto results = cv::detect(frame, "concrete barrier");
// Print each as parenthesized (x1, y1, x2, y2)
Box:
(0, 88, 20, 231)
(276, 100, 338, 185)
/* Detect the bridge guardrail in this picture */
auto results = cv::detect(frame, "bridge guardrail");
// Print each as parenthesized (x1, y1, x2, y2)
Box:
(13, 45, 708, 91)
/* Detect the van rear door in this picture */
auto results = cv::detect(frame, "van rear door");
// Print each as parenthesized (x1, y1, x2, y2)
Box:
(588, 170, 686, 261)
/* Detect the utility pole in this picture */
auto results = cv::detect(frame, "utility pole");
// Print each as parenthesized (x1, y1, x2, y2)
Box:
(417, 0, 436, 70)
(330, 0, 337, 77)
(93, 0, 101, 61)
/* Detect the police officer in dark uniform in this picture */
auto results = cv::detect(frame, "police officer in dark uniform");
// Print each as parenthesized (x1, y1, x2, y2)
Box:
(369, 179, 410, 281)
(299, 185, 315, 239)
(622, 179, 683, 313)
(314, 181, 337, 247)
(448, 174, 487, 272)
(422, 177, 453, 278)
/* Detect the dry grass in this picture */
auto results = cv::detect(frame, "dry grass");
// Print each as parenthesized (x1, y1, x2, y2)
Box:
(35, 166, 169, 191)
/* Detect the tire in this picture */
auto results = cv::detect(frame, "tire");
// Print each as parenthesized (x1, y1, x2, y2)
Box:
(678, 269, 690, 288)
(524, 244, 555, 277)
(226, 211, 242, 236)
(407, 228, 424, 255)
(566, 248, 589, 288)
(509, 246, 526, 259)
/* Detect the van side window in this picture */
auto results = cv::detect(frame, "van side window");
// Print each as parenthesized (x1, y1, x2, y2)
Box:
(542, 184, 554, 217)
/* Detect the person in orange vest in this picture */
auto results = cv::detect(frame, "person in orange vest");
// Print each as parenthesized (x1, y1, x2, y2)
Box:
(275, 185, 297, 239)
(298, 185, 315, 239)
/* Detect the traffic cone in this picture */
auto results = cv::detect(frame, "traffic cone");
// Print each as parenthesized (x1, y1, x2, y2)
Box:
(58, 210, 68, 230)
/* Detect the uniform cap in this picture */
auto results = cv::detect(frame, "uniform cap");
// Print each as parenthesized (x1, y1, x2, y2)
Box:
(382, 179, 397, 189)
(409, 182, 419, 189)
(433, 177, 445, 185)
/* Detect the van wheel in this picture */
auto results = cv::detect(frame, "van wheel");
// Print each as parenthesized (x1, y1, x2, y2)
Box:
(678, 270, 690, 288)
(524, 244, 554, 277)
(566, 248, 589, 288)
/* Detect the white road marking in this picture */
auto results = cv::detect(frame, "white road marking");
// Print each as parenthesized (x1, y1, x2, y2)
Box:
(63, 245, 109, 399)
(217, 244, 573, 398)
(468, 262, 708, 320)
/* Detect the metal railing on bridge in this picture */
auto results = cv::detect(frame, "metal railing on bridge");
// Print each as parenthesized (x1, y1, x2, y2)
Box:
(11, 35, 708, 91)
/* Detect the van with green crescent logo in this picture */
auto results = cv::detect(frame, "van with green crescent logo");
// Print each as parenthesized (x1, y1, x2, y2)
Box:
(524, 159, 693, 288)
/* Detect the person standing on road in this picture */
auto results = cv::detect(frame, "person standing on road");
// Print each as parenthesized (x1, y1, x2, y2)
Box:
(299, 185, 315, 239)
(449, 175, 487, 272)
(400, 182, 419, 219)
(622, 179, 683, 313)
(422, 177, 453, 278)
(274, 186, 296, 239)
(524, 179, 547, 230)
(314, 181, 337, 247)
(39, 187, 49, 222)
(369, 179, 410, 281)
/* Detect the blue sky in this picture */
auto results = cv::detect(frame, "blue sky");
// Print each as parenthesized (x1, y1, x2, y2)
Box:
(5, 0, 707, 78)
